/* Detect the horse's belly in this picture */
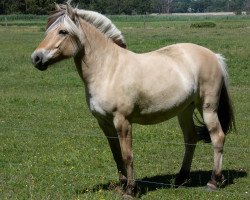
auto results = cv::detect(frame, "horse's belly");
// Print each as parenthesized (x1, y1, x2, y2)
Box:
(131, 110, 178, 125)
(131, 95, 193, 125)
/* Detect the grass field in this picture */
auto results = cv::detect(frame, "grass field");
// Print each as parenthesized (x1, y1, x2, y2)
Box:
(0, 15, 249, 199)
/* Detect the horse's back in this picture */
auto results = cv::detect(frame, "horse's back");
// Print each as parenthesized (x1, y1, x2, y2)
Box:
(156, 43, 219, 70)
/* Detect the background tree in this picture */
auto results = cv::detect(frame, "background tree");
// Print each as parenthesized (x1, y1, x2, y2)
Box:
(174, 0, 191, 13)
(0, 0, 248, 15)
(246, 0, 250, 13)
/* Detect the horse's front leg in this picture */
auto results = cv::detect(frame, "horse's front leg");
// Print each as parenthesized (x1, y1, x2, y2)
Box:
(113, 113, 136, 197)
(97, 120, 127, 186)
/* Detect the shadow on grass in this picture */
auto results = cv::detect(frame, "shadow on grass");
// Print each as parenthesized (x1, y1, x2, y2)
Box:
(137, 169, 247, 196)
(75, 169, 247, 197)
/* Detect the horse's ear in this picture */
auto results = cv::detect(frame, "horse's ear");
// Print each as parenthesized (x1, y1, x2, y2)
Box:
(66, 3, 76, 22)
(55, 3, 61, 11)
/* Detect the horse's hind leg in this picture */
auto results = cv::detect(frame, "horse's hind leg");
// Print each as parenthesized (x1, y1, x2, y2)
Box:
(175, 103, 198, 186)
(202, 99, 225, 190)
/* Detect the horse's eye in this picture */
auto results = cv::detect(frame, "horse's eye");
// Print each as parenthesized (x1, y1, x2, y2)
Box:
(59, 30, 68, 35)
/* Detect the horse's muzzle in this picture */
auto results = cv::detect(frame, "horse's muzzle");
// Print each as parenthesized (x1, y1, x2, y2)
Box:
(31, 51, 49, 71)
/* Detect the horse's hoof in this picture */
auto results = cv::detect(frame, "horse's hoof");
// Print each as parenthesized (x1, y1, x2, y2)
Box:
(206, 174, 227, 191)
(206, 180, 218, 191)
(125, 187, 135, 198)
(175, 178, 191, 188)
(123, 194, 133, 200)
(175, 172, 191, 187)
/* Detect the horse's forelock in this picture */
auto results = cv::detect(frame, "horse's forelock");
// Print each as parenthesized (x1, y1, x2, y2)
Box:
(46, 2, 126, 48)
(64, 15, 82, 37)
(46, 4, 80, 37)
(46, 9, 66, 31)
(46, 2, 77, 31)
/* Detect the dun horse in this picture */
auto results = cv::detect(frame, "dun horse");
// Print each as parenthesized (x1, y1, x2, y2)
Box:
(31, 2, 235, 197)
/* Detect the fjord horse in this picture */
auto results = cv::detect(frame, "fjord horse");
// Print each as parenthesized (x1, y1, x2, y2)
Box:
(31, 2, 235, 197)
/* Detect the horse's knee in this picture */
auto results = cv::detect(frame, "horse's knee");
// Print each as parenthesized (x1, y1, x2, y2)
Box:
(121, 154, 133, 167)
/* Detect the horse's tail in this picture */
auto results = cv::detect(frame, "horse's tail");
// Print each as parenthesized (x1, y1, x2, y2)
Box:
(216, 54, 236, 134)
(196, 54, 236, 143)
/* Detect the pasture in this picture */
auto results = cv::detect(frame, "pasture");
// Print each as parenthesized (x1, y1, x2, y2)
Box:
(0, 15, 249, 199)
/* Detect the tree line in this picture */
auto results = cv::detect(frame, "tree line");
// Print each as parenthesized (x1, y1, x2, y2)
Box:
(0, 0, 249, 15)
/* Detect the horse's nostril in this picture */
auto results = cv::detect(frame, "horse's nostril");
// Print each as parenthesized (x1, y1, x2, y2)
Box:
(32, 51, 43, 66)
(31, 51, 48, 71)
(34, 54, 42, 64)
(35, 55, 40, 63)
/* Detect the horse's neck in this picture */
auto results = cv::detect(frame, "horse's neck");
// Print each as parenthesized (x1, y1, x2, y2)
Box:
(75, 19, 118, 84)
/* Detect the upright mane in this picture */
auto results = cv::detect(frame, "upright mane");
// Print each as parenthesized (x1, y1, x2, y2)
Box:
(46, 3, 127, 48)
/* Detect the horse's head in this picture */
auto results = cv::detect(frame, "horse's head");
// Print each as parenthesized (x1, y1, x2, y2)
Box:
(31, 3, 82, 71)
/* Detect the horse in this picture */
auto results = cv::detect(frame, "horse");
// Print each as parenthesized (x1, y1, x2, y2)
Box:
(31, 2, 235, 198)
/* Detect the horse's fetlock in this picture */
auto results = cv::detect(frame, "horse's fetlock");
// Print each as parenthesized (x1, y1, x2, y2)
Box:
(212, 172, 224, 182)
(119, 173, 127, 182)
(207, 173, 226, 190)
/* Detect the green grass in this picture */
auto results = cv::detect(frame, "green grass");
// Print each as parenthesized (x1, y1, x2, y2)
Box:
(0, 16, 249, 199)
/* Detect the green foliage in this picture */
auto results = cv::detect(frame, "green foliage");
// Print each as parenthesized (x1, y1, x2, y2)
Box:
(235, 10, 243, 15)
(190, 21, 216, 28)
(0, 0, 248, 15)
(0, 16, 250, 199)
